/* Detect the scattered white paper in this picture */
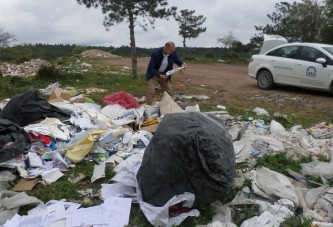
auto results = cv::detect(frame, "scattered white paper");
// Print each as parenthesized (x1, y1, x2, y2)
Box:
(41, 168, 64, 185)
(166, 66, 186, 76)
(91, 162, 106, 183)
(101, 183, 136, 199)
(95, 197, 132, 227)
(4, 214, 21, 227)
(19, 214, 47, 227)
(66, 204, 108, 226)
(27, 152, 44, 168)
(46, 203, 66, 223)
(122, 131, 133, 144)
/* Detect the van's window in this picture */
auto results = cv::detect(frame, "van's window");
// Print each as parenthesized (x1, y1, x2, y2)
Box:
(300, 46, 331, 63)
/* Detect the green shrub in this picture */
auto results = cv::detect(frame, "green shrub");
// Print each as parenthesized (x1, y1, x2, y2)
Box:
(36, 65, 63, 80)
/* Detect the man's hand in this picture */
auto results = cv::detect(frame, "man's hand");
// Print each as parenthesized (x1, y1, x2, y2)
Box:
(160, 74, 168, 79)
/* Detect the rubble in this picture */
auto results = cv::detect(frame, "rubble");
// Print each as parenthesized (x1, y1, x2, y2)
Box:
(79, 49, 115, 58)
(0, 59, 51, 77)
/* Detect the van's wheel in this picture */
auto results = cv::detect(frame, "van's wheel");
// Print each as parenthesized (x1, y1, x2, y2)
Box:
(257, 70, 274, 90)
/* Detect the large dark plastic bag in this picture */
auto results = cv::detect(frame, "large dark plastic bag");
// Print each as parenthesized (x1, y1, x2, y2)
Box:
(0, 118, 31, 163)
(0, 89, 71, 127)
(137, 112, 235, 207)
(103, 91, 139, 109)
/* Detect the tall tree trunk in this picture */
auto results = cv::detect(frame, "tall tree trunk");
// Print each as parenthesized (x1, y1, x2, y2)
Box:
(183, 37, 186, 48)
(128, 12, 139, 80)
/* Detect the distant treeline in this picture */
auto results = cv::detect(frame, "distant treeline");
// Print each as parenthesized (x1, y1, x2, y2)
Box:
(0, 44, 252, 64)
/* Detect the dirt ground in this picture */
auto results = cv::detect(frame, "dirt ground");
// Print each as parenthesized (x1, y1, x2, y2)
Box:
(108, 57, 333, 121)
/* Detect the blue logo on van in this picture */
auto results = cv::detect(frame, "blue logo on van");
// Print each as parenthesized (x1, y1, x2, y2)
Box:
(306, 66, 317, 77)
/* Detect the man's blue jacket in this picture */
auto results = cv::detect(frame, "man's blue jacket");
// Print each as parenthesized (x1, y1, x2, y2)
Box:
(145, 47, 183, 81)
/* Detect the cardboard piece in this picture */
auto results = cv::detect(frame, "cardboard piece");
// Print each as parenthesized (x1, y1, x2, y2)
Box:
(12, 178, 38, 191)
(141, 123, 159, 133)
(48, 88, 71, 103)
(159, 92, 184, 116)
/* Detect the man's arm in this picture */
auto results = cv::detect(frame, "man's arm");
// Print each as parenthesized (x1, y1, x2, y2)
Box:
(173, 52, 184, 67)
(147, 50, 162, 78)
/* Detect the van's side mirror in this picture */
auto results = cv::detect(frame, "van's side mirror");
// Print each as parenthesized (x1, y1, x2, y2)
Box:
(316, 58, 327, 67)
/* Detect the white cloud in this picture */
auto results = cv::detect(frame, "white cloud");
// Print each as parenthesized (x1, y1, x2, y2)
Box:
(0, 0, 299, 47)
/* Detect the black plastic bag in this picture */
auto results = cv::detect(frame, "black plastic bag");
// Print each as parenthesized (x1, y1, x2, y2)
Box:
(0, 118, 31, 163)
(0, 89, 71, 127)
(137, 112, 235, 207)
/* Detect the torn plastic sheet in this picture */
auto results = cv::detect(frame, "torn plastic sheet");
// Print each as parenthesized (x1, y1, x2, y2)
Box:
(211, 201, 232, 223)
(252, 107, 269, 116)
(197, 221, 237, 227)
(0, 190, 42, 225)
(251, 167, 299, 206)
(73, 102, 102, 119)
(301, 160, 333, 179)
(101, 183, 136, 200)
(65, 129, 105, 163)
(233, 135, 284, 162)
(101, 104, 127, 119)
(138, 191, 200, 227)
(240, 205, 292, 227)
(270, 120, 286, 133)
(70, 111, 97, 129)
(0, 171, 16, 191)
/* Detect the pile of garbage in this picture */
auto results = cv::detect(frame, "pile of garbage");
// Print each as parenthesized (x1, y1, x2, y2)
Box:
(0, 85, 333, 227)
(0, 59, 51, 77)
(80, 49, 115, 58)
(57, 60, 93, 74)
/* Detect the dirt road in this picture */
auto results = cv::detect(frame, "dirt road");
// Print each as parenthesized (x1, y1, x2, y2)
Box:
(107, 57, 333, 122)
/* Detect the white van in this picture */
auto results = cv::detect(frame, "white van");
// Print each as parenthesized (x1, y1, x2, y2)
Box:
(248, 40, 333, 94)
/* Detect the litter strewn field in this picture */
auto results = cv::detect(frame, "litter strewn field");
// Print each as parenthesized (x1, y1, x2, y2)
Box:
(0, 81, 333, 226)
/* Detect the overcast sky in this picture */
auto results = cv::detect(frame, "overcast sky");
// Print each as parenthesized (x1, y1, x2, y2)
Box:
(0, 0, 299, 48)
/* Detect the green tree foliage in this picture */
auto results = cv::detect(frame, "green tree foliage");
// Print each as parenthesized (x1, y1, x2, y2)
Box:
(249, 34, 264, 54)
(0, 26, 16, 47)
(255, 0, 325, 43)
(0, 44, 83, 63)
(321, 0, 333, 43)
(76, 0, 177, 80)
(72, 45, 88, 56)
(286, 0, 323, 42)
(175, 9, 207, 48)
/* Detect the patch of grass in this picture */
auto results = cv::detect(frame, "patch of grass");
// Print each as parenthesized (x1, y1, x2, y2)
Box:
(26, 161, 115, 204)
(199, 103, 216, 112)
(180, 204, 215, 226)
(232, 204, 260, 226)
(255, 152, 313, 175)
(226, 98, 331, 129)
(0, 58, 148, 102)
(256, 153, 333, 188)
(127, 203, 152, 226)
(27, 177, 84, 203)
(280, 216, 312, 227)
